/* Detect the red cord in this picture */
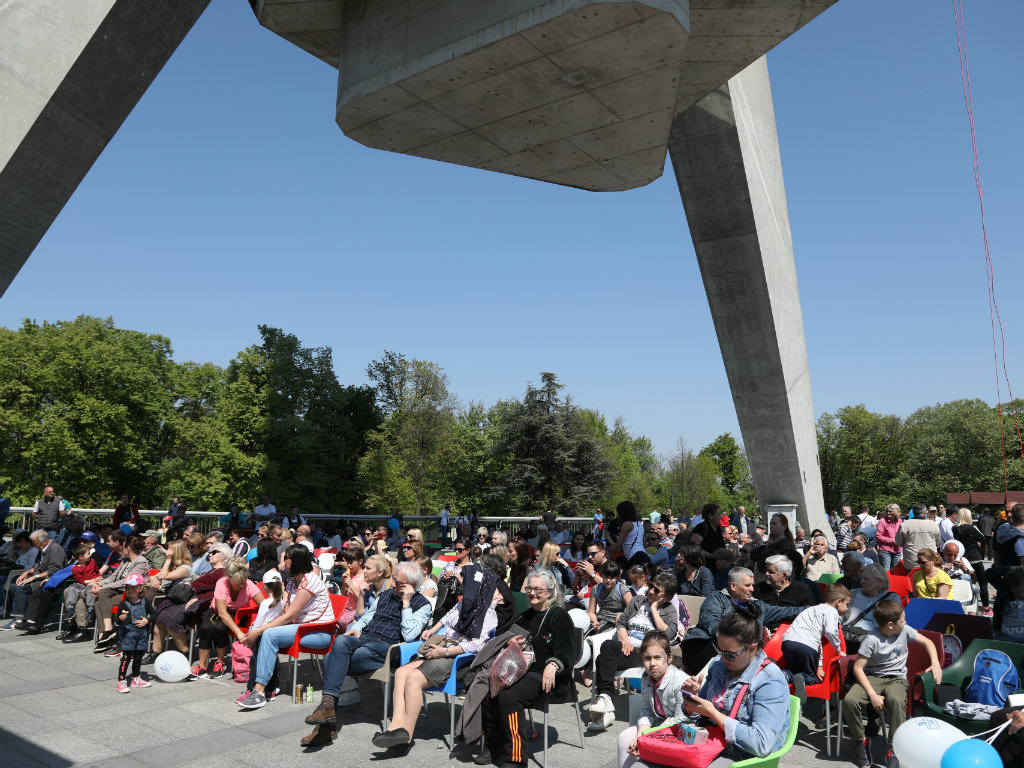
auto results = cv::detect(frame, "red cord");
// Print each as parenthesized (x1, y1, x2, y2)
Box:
(953, 0, 1024, 491)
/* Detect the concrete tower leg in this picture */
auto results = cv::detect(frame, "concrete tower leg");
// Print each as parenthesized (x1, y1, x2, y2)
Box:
(0, 0, 210, 298)
(668, 56, 830, 541)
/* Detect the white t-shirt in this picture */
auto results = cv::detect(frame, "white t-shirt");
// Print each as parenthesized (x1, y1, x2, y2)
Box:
(254, 503, 276, 520)
(252, 596, 286, 630)
(287, 571, 334, 624)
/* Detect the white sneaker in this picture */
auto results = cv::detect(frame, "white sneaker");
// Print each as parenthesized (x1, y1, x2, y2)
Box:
(336, 690, 361, 707)
(589, 693, 614, 713)
(587, 711, 614, 732)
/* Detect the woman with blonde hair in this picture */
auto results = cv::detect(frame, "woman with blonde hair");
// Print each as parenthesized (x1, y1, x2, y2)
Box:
(535, 541, 572, 588)
(194, 556, 264, 679)
(954, 507, 990, 615)
(146, 540, 196, 663)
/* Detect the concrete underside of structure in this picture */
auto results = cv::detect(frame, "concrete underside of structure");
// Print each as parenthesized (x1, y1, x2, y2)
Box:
(0, 0, 210, 300)
(253, 0, 837, 191)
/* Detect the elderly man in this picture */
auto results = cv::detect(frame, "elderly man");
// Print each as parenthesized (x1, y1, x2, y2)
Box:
(300, 561, 431, 746)
(895, 503, 943, 567)
(0, 530, 66, 633)
(755, 554, 817, 607)
(32, 486, 67, 536)
(838, 553, 864, 591)
(836, 507, 859, 551)
(140, 526, 166, 569)
(550, 520, 569, 547)
(804, 535, 842, 581)
(680, 567, 802, 673)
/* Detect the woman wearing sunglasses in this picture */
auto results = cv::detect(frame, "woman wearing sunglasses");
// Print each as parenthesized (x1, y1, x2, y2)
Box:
(911, 548, 954, 599)
(680, 603, 791, 764)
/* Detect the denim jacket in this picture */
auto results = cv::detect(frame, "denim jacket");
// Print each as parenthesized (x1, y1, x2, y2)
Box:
(697, 651, 790, 758)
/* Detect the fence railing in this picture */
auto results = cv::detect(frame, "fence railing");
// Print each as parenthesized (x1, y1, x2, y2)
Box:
(4, 508, 599, 542)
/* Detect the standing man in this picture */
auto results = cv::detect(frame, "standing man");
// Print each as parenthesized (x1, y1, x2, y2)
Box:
(938, 505, 958, 544)
(439, 503, 451, 546)
(32, 486, 66, 536)
(112, 494, 139, 528)
(168, 496, 184, 522)
(253, 494, 276, 524)
(895, 503, 942, 568)
(836, 506, 857, 550)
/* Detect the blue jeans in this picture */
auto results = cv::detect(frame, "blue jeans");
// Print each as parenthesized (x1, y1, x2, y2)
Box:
(878, 550, 901, 571)
(322, 634, 392, 697)
(255, 624, 331, 686)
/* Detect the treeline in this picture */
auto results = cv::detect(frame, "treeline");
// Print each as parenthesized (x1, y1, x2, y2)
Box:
(0, 316, 754, 516)
(817, 401, 1024, 512)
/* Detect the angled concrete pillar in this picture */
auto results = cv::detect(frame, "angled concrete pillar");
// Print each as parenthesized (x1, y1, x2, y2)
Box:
(668, 56, 829, 540)
(0, 0, 210, 299)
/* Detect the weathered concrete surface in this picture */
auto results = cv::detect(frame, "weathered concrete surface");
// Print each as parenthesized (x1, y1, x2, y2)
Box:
(0, 0, 210, 299)
(669, 57, 830, 540)
(252, 0, 838, 191)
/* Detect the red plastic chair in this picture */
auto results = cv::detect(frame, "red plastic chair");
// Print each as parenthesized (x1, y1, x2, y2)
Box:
(889, 561, 908, 577)
(763, 622, 791, 664)
(282, 593, 347, 702)
(887, 574, 914, 606)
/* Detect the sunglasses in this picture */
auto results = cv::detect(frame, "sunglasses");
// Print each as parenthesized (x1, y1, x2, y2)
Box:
(713, 642, 750, 661)
(455, 547, 467, 553)
(586, 552, 599, 559)
(402, 544, 415, 550)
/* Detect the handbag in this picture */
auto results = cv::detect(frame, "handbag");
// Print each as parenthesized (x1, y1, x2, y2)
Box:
(841, 591, 895, 650)
(488, 610, 549, 697)
(167, 580, 195, 604)
(637, 659, 771, 768)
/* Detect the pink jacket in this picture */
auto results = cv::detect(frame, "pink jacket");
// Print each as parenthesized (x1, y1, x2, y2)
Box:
(875, 517, 902, 554)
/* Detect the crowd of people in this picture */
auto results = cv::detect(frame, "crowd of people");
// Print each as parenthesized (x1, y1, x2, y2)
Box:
(2, 489, 1024, 768)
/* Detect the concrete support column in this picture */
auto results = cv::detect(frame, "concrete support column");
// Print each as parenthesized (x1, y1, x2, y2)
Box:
(668, 56, 829, 540)
(0, 0, 210, 298)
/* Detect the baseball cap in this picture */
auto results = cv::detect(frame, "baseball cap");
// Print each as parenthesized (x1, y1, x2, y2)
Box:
(262, 569, 283, 585)
(80, 531, 98, 542)
(125, 573, 146, 587)
(163, 515, 173, 522)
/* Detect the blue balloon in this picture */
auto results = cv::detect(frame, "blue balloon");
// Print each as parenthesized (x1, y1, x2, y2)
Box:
(940, 738, 1001, 768)
(388, 518, 400, 531)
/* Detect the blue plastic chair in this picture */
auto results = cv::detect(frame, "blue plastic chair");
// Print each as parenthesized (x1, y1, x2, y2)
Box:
(396, 641, 475, 751)
(903, 597, 963, 629)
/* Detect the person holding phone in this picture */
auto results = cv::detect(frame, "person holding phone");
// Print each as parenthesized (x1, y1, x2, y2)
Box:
(680, 603, 791, 765)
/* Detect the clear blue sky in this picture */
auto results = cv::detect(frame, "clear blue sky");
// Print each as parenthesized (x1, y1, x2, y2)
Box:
(2, 0, 1022, 459)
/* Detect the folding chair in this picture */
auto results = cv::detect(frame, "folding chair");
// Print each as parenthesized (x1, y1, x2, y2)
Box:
(394, 640, 476, 751)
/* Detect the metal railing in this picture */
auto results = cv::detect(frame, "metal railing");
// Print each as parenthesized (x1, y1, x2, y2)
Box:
(4, 508, 599, 542)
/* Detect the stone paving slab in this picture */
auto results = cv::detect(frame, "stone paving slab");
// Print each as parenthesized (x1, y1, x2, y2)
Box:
(0, 628, 850, 768)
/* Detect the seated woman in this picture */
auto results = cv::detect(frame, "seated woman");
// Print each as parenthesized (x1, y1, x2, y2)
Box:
(535, 542, 573, 590)
(238, 545, 335, 709)
(477, 568, 575, 768)
(508, 542, 532, 592)
(843, 562, 901, 655)
(588, 571, 680, 730)
(675, 543, 715, 598)
(563, 532, 588, 564)
(146, 540, 195, 663)
(912, 548, 954, 599)
(681, 603, 792, 766)
(248, 539, 280, 584)
(617, 632, 689, 768)
(191, 555, 264, 679)
(371, 569, 502, 752)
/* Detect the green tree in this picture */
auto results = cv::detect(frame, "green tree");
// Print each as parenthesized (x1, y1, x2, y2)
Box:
(0, 316, 175, 506)
(486, 373, 612, 515)
(659, 438, 728, 513)
(699, 433, 755, 510)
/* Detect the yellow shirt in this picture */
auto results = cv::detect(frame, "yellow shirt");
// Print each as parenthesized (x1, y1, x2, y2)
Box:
(912, 568, 955, 599)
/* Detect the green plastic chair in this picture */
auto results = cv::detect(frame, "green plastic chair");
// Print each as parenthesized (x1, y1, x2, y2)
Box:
(817, 573, 844, 585)
(513, 590, 529, 617)
(917, 638, 1024, 733)
(641, 695, 801, 768)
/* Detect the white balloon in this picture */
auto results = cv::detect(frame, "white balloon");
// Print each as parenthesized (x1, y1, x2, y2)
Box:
(567, 609, 592, 668)
(154, 650, 191, 683)
(892, 717, 967, 768)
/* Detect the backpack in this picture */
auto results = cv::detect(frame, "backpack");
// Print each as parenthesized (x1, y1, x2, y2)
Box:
(965, 649, 1019, 706)
(231, 640, 253, 683)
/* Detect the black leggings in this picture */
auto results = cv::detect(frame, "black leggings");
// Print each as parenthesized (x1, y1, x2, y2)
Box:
(481, 671, 545, 764)
(119, 650, 144, 681)
(969, 560, 989, 607)
(197, 608, 229, 651)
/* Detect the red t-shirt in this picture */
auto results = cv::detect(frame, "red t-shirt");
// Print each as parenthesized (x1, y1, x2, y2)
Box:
(72, 559, 101, 584)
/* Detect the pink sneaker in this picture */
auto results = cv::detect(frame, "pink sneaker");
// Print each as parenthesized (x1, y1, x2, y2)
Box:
(131, 677, 152, 689)
(210, 660, 226, 679)
(234, 690, 251, 704)
(116, 679, 131, 694)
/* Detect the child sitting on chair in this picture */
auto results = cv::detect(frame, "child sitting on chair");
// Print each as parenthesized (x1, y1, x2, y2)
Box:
(780, 583, 851, 703)
(843, 600, 942, 768)
(617, 631, 689, 768)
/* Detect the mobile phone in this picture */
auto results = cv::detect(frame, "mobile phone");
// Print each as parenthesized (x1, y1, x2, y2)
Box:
(681, 690, 695, 700)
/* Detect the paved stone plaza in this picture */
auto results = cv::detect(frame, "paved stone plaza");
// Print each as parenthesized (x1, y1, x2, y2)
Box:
(1, 627, 840, 768)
